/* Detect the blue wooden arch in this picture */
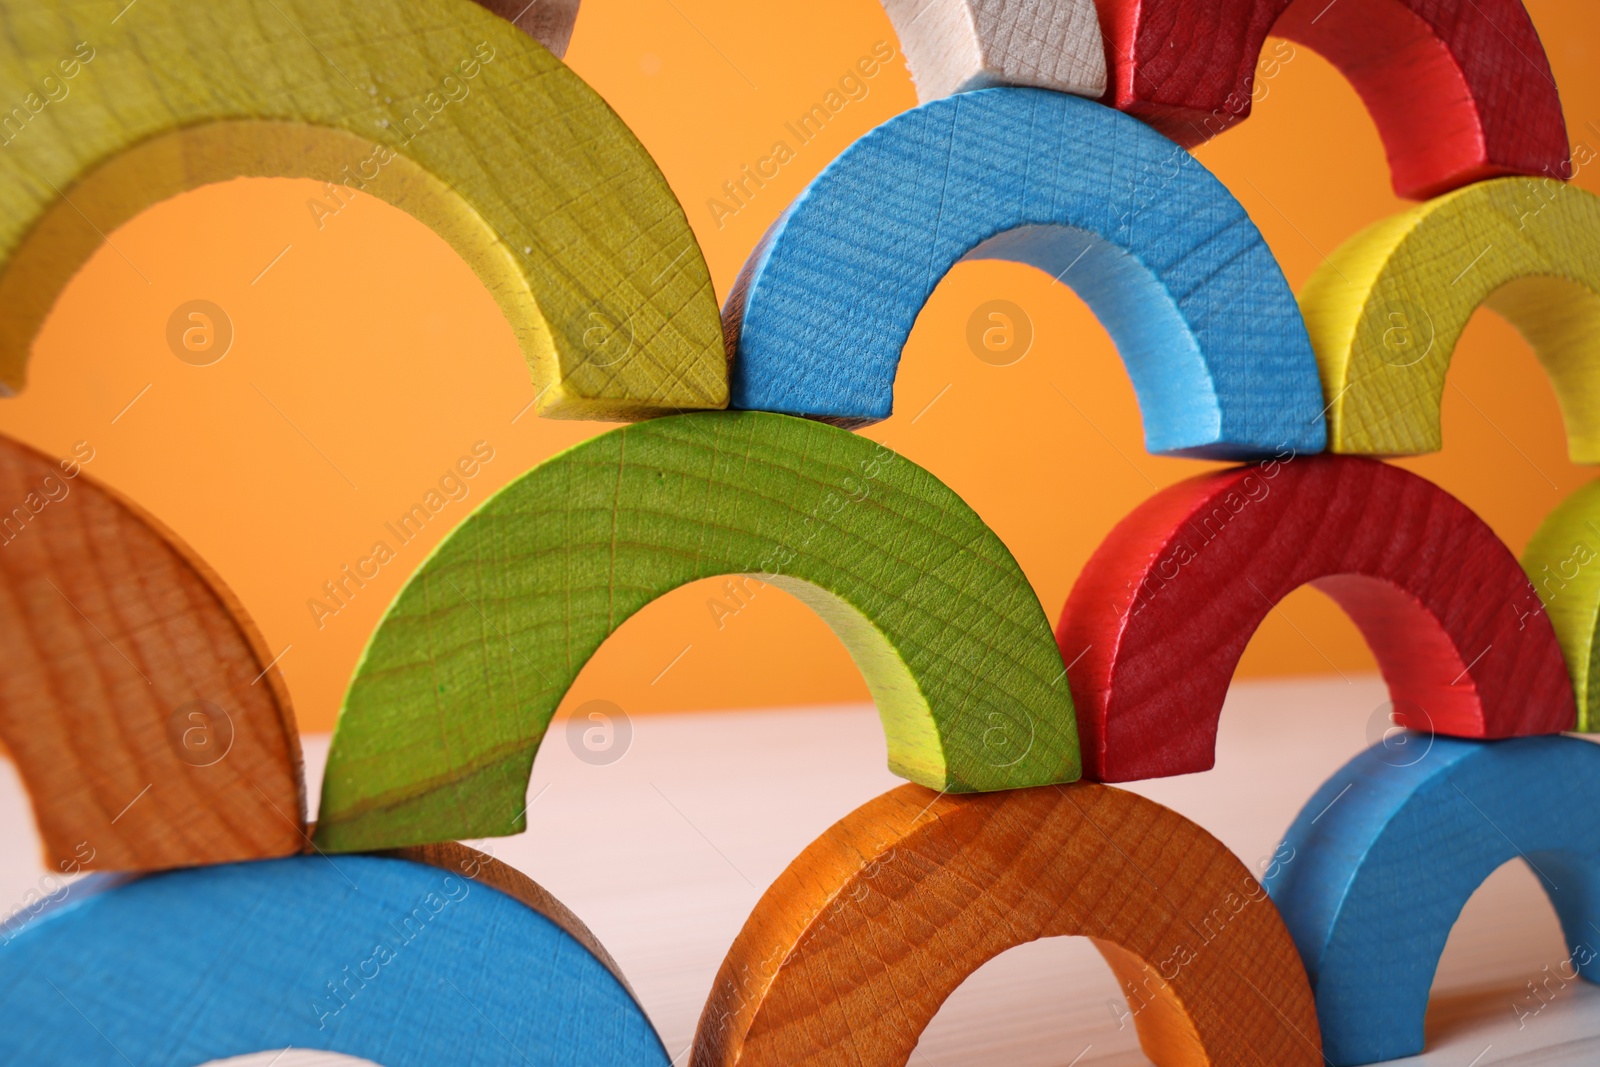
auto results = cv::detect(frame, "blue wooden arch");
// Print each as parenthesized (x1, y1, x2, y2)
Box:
(0, 855, 667, 1066)
(726, 87, 1327, 459)
(1266, 735, 1600, 1066)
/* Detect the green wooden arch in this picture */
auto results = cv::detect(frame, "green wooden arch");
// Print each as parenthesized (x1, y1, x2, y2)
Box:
(315, 412, 1080, 851)
(0, 0, 724, 418)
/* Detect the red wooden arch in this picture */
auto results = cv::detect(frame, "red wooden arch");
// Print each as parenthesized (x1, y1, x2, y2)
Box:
(1092, 0, 1570, 199)
(1058, 455, 1574, 782)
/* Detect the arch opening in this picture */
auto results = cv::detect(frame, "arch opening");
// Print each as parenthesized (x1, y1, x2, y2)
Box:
(1, 120, 538, 398)
(964, 224, 1222, 450)
(1096, 0, 1569, 199)
(1058, 455, 1574, 782)
(725, 87, 1326, 459)
(1267, 735, 1600, 1065)
(1425, 856, 1578, 1048)
(315, 412, 1080, 854)
(694, 783, 1322, 1065)
(0, 0, 725, 417)
(1304, 178, 1600, 461)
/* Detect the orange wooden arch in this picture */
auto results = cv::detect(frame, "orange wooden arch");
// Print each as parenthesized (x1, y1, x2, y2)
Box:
(0, 432, 304, 870)
(694, 783, 1322, 1066)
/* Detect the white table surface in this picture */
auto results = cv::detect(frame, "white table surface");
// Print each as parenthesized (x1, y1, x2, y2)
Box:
(2, 675, 1595, 1066)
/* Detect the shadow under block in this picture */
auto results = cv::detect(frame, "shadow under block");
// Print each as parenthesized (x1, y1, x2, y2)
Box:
(314, 412, 1080, 853)
(0, 433, 304, 871)
(724, 87, 1327, 460)
(1268, 735, 1600, 1066)
(1091, 0, 1569, 199)
(692, 782, 1323, 1066)
(0, 0, 724, 419)
(1058, 454, 1575, 782)
(880, 0, 1106, 102)
(0, 845, 667, 1066)
(1302, 177, 1600, 461)
(1522, 478, 1600, 731)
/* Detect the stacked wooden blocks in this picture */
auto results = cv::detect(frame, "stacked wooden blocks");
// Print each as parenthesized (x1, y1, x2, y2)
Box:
(0, 0, 1593, 1064)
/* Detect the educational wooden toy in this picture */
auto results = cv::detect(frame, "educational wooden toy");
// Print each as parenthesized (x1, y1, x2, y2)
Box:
(315, 412, 1080, 853)
(1303, 177, 1600, 459)
(1059, 454, 1574, 781)
(725, 86, 1327, 458)
(1523, 479, 1600, 730)
(881, 0, 1106, 101)
(694, 782, 1322, 1065)
(0, 431, 304, 871)
(1093, 0, 1570, 198)
(0, 0, 725, 419)
(1268, 734, 1600, 1065)
(0, 843, 667, 1065)
(1, 0, 1597, 1062)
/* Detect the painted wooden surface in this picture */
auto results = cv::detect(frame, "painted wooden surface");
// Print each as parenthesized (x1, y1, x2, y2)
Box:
(694, 781, 1322, 1066)
(0, 0, 723, 420)
(1058, 454, 1575, 782)
(0, 849, 667, 1066)
(0, 432, 304, 871)
(315, 411, 1079, 854)
(1521, 478, 1600, 731)
(1303, 177, 1600, 461)
(474, 0, 581, 56)
(1268, 734, 1600, 1065)
(8, 682, 1595, 1064)
(725, 87, 1327, 459)
(880, 0, 1106, 102)
(1093, 0, 1570, 199)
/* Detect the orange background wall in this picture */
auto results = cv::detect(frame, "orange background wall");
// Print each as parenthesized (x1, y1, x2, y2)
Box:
(1, 0, 1595, 733)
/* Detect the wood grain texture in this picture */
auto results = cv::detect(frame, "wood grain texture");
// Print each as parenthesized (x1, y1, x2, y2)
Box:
(1521, 478, 1600, 731)
(0, 850, 667, 1065)
(473, 0, 581, 56)
(0, 0, 723, 419)
(692, 782, 1322, 1066)
(1058, 454, 1575, 782)
(0, 432, 304, 871)
(726, 87, 1326, 459)
(1303, 177, 1600, 460)
(384, 840, 639, 1000)
(315, 411, 1079, 854)
(1093, 0, 1570, 199)
(1268, 734, 1600, 1065)
(880, 0, 1106, 101)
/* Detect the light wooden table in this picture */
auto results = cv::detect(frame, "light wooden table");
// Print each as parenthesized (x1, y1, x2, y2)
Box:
(2, 676, 1594, 1065)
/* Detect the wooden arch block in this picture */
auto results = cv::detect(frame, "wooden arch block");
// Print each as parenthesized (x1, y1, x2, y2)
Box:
(0, 433, 304, 871)
(1093, 0, 1570, 199)
(1267, 735, 1600, 1065)
(1058, 454, 1574, 782)
(693, 782, 1323, 1066)
(0, 843, 667, 1065)
(1304, 177, 1600, 460)
(473, 0, 582, 56)
(880, 0, 1107, 102)
(1522, 478, 1600, 731)
(0, 0, 724, 420)
(726, 87, 1326, 459)
(315, 411, 1079, 853)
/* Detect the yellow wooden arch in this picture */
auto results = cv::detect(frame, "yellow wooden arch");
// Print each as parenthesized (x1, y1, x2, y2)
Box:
(0, 0, 725, 419)
(1301, 177, 1600, 460)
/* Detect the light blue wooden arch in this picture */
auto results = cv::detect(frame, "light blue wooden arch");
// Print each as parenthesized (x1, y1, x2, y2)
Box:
(726, 87, 1327, 459)
(1266, 735, 1600, 1066)
(0, 855, 667, 1066)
